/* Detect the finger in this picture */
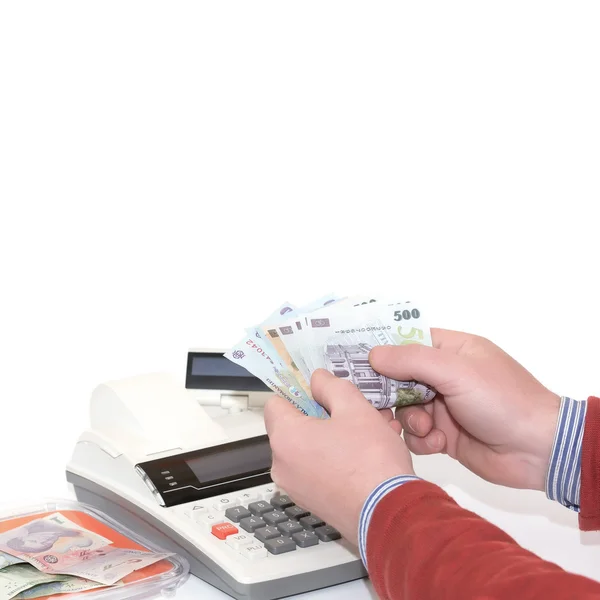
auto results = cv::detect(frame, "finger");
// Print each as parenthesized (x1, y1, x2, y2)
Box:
(310, 369, 373, 416)
(264, 394, 306, 436)
(395, 405, 433, 437)
(369, 344, 468, 393)
(378, 408, 403, 434)
(388, 420, 403, 435)
(379, 408, 394, 423)
(430, 328, 475, 352)
(404, 429, 447, 455)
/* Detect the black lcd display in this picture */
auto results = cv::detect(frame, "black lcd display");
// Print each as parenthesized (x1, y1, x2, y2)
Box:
(136, 434, 273, 506)
(185, 351, 270, 391)
(191, 355, 253, 378)
(185, 436, 272, 484)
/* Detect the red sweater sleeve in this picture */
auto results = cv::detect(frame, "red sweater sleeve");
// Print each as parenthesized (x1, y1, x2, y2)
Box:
(366, 396, 600, 599)
(366, 481, 600, 599)
(579, 395, 600, 530)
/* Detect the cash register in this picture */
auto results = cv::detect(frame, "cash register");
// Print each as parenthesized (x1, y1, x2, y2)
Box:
(65, 350, 366, 599)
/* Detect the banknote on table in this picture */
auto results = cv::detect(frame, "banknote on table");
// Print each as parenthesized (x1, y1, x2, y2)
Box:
(0, 513, 113, 575)
(0, 564, 69, 600)
(49, 547, 172, 586)
(0, 553, 24, 571)
(224, 295, 436, 416)
(0, 512, 171, 586)
(14, 577, 113, 600)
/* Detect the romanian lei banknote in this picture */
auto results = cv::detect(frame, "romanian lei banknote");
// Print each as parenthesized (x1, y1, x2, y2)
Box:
(225, 294, 436, 416)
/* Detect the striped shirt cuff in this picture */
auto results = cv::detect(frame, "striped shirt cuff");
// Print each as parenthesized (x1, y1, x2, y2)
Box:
(358, 475, 420, 568)
(546, 396, 587, 511)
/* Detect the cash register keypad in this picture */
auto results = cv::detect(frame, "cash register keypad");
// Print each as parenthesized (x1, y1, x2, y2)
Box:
(184, 486, 341, 559)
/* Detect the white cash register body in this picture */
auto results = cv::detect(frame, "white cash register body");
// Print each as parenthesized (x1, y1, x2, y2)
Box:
(66, 351, 366, 600)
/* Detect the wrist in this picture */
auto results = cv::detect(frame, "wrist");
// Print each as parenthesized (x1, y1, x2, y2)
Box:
(357, 474, 421, 568)
(545, 396, 587, 509)
(517, 390, 562, 491)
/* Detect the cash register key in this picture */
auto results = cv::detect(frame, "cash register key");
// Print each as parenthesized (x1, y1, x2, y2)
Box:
(239, 516, 267, 533)
(185, 504, 208, 520)
(270, 495, 295, 510)
(277, 520, 304, 536)
(265, 536, 297, 555)
(314, 525, 342, 542)
(248, 501, 273, 516)
(263, 510, 288, 526)
(254, 526, 281, 543)
(211, 522, 239, 540)
(213, 496, 236, 511)
(292, 530, 320, 548)
(236, 491, 259, 505)
(285, 506, 310, 520)
(198, 513, 227, 530)
(240, 544, 268, 560)
(299, 515, 325, 530)
(226, 533, 254, 551)
(260, 486, 278, 501)
(225, 506, 252, 523)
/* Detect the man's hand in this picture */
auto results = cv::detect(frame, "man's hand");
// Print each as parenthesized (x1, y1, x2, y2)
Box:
(264, 370, 414, 546)
(370, 329, 561, 491)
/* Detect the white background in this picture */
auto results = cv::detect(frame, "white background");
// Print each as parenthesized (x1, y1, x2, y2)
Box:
(1, 2, 599, 598)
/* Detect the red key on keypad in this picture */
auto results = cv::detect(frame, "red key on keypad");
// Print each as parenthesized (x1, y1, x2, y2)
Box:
(211, 522, 239, 540)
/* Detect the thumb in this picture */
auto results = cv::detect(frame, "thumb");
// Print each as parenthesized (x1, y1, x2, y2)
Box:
(310, 369, 374, 416)
(263, 394, 305, 436)
(369, 344, 468, 393)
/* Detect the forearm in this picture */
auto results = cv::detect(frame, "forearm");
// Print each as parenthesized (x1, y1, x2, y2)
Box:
(364, 480, 600, 600)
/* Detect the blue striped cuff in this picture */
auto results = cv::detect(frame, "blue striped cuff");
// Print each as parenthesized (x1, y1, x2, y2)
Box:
(546, 396, 587, 511)
(358, 475, 420, 568)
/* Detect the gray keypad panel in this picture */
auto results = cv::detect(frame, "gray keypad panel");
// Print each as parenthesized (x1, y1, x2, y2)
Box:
(192, 490, 345, 558)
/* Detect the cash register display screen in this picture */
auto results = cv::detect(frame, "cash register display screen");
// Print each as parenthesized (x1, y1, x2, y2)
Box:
(191, 356, 253, 378)
(186, 352, 270, 391)
(185, 437, 272, 484)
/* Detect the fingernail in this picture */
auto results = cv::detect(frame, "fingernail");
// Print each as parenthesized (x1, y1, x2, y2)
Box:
(426, 433, 442, 450)
(407, 414, 416, 433)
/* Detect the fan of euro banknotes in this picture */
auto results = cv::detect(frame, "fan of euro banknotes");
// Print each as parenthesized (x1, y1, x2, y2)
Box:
(224, 294, 437, 418)
(0, 513, 171, 600)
